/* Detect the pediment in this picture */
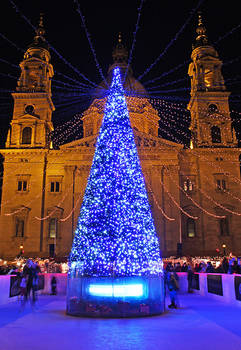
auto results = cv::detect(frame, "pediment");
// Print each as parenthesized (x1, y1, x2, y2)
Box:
(18, 113, 40, 121)
(60, 130, 182, 151)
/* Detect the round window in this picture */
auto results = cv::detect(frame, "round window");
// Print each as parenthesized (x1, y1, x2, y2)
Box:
(25, 105, 35, 114)
(208, 104, 218, 113)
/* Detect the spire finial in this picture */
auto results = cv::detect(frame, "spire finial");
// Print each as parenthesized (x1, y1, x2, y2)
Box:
(35, 13, 45, 38)
(26, 13, 49, 51)
(39, 13, 44, 28)
(193, 11, 208, 48)
(198, 11, 203, 27)
(112, 33, 128, 64)
(118, 32, 122, 44)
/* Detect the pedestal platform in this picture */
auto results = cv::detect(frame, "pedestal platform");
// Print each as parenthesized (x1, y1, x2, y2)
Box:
(66, 274, 165, 317)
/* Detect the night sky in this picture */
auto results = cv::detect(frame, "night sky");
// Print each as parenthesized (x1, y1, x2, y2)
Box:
(0, 0, 241, 146)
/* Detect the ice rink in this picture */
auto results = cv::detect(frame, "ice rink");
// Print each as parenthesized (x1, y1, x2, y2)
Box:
(0, 293, 240, 350)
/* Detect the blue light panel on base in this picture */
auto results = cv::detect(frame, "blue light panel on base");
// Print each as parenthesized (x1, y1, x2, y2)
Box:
(88, 283, 144, 297)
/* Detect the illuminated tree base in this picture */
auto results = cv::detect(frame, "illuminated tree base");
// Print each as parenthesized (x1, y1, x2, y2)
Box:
(66, 275, 165, 317)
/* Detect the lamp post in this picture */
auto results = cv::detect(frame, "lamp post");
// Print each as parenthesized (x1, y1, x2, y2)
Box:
(19, 244, 24, 257)
(222, 243, 226, 256)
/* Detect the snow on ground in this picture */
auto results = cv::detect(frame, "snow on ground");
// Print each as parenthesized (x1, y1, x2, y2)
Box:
(0, 293, 240, 350)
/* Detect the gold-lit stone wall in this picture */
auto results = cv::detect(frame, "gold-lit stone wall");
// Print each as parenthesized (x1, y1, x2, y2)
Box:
(0, 96, 241, 258)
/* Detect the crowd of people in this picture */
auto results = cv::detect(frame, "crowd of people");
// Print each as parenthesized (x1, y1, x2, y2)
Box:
(163, 255, 241, 309)
(164, 256, 241, 275)
(1, 255, 241, 276)
(0, 255, 240, 311)
(0, 257, 68, 275)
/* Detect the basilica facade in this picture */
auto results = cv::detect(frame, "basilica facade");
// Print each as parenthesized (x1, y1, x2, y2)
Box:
(0, 15, 240, 259)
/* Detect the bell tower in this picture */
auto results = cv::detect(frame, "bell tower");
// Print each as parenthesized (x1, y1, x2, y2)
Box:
(187, 13, 237, 148)
(6, 14, 55, 149)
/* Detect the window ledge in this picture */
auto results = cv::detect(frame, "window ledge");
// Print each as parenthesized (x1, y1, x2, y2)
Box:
(11, 236, 28, 240)
(215, 189, 228, 193)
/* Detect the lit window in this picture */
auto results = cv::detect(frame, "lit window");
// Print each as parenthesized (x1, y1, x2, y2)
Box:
(216, 179, 226, 191)
(187, 218, 195, 238)
(49, 218, 57, 238)
(15, 218, 24, 237)
(50, 181, 60, 193)
(184, 179, 193, 192)
(204, 69, 213, 88)
(17, 180, 27, 191)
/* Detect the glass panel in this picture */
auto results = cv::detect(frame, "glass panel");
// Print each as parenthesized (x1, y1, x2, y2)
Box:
(66, 275, 165, 317)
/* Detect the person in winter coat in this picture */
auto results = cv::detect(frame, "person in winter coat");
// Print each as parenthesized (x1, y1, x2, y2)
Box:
(51, 276, 57, 295)
(187, 265, 194, 293)
(23, 259, 40, 304)
(166, 267, 179, 309)
(206, 261, 215, 273)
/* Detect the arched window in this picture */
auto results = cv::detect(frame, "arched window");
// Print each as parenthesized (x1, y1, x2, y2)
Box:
(187, 218, 195, 238)
(22, 127, 32, 144)
(211, 126, 221, 143)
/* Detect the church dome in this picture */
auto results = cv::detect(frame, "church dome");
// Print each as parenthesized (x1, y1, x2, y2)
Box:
(93, 34, 147, 99)
(25, 14, 50, 61)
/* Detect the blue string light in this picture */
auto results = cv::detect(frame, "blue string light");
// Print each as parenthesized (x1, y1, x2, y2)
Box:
(138, 0, 204, 81)
(73, 0, 108, 87)
(123, 0, 145, 83)
(69, 67, 162, 277)
(8, 0, 97, 87)
(0, 32, 25, 53)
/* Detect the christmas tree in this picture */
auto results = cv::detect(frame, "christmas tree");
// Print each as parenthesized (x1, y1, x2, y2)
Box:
(69, 67, 162, 277)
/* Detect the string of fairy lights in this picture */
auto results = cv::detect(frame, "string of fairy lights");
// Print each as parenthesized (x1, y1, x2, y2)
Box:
(123, 0, 145, 84)
(8, 0, 97, 88)
(73, 0, 107, 86)
(137, 0, 204, 81)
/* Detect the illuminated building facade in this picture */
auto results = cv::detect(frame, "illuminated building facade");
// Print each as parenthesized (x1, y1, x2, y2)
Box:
(0, 15, 240, 259)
